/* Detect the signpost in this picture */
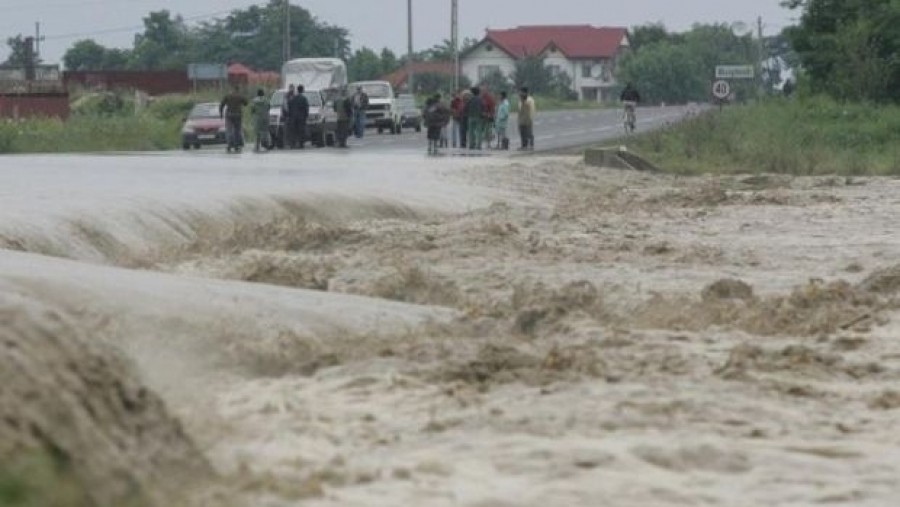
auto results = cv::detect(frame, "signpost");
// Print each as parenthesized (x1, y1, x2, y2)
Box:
(715, 65, 754, 80)
(187, 63, 227, 93)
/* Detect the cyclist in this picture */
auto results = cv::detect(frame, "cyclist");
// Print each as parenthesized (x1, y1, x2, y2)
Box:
(620, 82, 641, 133)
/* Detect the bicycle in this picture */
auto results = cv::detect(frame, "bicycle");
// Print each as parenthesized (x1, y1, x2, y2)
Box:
(623, 101, 637, 134)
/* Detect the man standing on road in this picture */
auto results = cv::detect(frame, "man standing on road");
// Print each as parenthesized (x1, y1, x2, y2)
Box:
(333, 87, 353, 148)
(351, 86, 369, 139)
(496, 91, 511, 151)
(219, 84, 248, 153)
(518, 87, 536, 151)
(250, 88, 271, 153)
(281, 84, 296, 149)
(424, 93, 452, 156)
(480, 85, 496, 148)
(287, 85, 310, 149)
(465, 87, 485, 150)
(459, 89, 472, 149)
(450, 91, 463, 148)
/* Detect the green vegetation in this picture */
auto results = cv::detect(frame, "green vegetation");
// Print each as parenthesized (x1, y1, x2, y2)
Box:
(0, 92, 233, 154)
(626, 97, 900, 175)
(619, 23, 778, 104)
(58, 2, 349, 73)
(784, 0, 900, 103)
(0, 451, 90, 507)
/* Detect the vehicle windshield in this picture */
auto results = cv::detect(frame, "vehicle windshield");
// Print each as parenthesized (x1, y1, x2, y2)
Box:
(398, 97, 417, 112)
(188, 103, 220, 119)
(269, 91, 322, 107)
(354, 83, 391, 98)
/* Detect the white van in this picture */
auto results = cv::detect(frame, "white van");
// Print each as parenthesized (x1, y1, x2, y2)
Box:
(348, 80, 401, 134)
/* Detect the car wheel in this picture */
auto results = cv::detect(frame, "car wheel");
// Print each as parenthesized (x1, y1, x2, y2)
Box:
(193, 144, 201, 150)
(415, 123, 422, 133)
(182, 143, 190, 150)
(377, 127, 383, 134)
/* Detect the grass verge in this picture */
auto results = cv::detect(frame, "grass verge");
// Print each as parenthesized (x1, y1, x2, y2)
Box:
(624, 96, 900, 176)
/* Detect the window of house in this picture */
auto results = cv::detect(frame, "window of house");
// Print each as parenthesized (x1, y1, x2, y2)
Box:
(478, 65, 501, 81)
(582, 63, 593, 78)
(547, 64, 561, 75)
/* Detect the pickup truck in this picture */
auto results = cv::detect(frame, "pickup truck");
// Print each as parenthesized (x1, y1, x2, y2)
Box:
(268, 89, 337, 148)
(348, 80, 401, 134)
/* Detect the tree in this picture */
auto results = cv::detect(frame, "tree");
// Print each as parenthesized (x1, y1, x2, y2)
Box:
(619, 41, 707, 103)
(3, 35, 39, 67)
(348, 47, 383, 81)
(63, 40, 106, 70)
(130, 10, 191, 69)
(784, 0, 900, 101)
(512, 56, 552, 94)
(630, 23, 680, 51)
(479, 69, 511, 93)
(380, 48, 400, 75)
(188, 1, 349, 71)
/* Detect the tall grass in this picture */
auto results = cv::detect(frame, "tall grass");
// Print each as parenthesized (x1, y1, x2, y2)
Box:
(630, 96, 900, 176)
(0, 91, 229, 154)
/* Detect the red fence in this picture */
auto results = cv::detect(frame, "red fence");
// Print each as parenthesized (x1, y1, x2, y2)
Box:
(63, 70, 191, 96)
(0, 93, 70, 120)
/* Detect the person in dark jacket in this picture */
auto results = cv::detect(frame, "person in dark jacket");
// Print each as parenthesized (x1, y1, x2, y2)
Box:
(333, 87, 353, 148)
(459, 89, 472, 148)
(287, 85, 310, 149)
(465, 87, 484, 150)
(424, 93, 452, 156)
(219, 85, 248, 153)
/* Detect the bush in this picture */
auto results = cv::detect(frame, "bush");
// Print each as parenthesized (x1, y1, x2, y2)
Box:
(626, 96, 900, 175)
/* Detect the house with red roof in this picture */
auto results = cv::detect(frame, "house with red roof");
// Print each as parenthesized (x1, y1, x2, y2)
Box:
(461, 25, 630, 101)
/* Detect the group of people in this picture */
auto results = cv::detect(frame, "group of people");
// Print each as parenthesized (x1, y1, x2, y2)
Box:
(218, 84, 372, 153)
(422, 85, 536, 155)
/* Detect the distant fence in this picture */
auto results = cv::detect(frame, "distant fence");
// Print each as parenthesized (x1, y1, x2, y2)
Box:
(63, 70, 192, 96)
(0, 93, 70, 120)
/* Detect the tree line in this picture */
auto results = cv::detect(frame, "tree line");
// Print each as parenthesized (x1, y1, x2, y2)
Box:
(783, 0, 900, 102)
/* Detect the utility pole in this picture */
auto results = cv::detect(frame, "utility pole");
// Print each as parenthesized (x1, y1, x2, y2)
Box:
(407, 0, 414, 94)
(757, 16, 765, 94)
(452, 0, 459, 91)
(283, 0, 291, 64)
(34, 22, 45, 62)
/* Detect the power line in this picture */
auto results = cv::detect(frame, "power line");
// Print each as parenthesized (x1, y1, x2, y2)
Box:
(42, 7, 241, 41)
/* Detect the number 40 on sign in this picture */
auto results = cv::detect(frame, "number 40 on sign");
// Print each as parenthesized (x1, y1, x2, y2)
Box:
(712, 80, 731, 100)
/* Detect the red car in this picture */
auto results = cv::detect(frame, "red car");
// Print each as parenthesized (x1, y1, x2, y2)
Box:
(181, 102, 228, 150)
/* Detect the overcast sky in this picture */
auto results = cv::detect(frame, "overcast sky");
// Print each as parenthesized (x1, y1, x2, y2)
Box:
(0, 0, 797, 65)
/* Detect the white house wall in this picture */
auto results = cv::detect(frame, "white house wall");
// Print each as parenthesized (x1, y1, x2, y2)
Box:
(461, 43, 517, 90)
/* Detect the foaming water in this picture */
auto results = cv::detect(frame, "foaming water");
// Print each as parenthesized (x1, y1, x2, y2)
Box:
(0, 194, 425, 268)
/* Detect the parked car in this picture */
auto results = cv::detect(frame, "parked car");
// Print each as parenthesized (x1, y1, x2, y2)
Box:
(181, 102, 227, 149)
(348, 80, 401, 134)
(396, 94, 422, 133)
(268, 89, 337, 148)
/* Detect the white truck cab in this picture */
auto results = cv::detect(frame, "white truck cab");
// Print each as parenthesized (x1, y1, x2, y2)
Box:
(348, 80, 401, 134)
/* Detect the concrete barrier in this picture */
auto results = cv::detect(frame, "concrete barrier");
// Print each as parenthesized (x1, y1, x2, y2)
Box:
(584, 147, 660, 172)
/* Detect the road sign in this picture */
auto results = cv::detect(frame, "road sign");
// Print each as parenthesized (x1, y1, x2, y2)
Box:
(187, 63, 227, 81)
(712, 80, 731, 100)
(716, 65, 754, 79)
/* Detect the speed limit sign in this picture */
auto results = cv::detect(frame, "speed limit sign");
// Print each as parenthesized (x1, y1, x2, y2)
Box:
(712, 80, 731, 100)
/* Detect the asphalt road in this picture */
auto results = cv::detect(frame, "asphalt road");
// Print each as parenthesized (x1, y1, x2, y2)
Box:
(347, 105, 695, 154)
